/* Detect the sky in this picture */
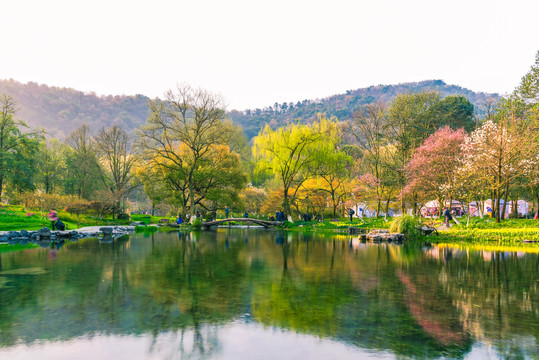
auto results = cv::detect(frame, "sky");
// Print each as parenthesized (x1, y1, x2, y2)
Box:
(1, 0, 538, 110)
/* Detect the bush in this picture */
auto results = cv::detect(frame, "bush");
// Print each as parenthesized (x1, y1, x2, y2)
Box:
(390, 215, 422, 239)
(117, 213, 130, 220)
(192, 218, 202, 229)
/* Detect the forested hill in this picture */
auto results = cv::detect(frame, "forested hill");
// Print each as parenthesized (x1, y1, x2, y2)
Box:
(0, 79, 150, 139)
(228, 80, 500, 138)
(0, 79, 499, 139)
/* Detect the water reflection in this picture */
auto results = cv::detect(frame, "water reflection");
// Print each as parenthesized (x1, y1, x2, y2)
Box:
(0, 230, 537, 359)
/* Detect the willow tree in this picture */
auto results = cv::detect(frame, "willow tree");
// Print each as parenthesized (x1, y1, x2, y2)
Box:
(252, 116, 338, 216)
(137, 85, 244, 218)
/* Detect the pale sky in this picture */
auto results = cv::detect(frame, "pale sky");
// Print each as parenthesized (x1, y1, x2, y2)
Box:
(1, 0, 538, 110)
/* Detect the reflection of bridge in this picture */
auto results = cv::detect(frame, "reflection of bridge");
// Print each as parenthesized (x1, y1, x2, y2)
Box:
(202, 218, 283, 229)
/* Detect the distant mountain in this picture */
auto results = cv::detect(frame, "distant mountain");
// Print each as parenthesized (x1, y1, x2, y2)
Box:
(0, 79, 499, 140)
(228, 80, 500, 138)
(0, 79, 150, 139)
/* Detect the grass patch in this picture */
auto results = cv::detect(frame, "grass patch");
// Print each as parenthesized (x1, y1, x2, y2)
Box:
(434, 218, 539, 250)
(282, 217, 391, 232)
(0, 205, 133, 231)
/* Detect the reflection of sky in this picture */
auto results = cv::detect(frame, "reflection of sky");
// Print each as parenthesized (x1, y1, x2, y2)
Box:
(1, 321, 527, 360)
(0, 322, 396, 360)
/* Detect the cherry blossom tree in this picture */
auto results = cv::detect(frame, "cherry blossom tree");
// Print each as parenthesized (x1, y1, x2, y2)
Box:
(403, 126, 467, 217)
(459, 119, 537, 222)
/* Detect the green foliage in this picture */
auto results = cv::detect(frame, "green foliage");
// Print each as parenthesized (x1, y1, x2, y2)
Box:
(390, 215, 422, 238)
(252, 116, 339, 215)
(135, 225, 158, 233)
(192, 218, 202, 228)
(0, 206, 47, 230)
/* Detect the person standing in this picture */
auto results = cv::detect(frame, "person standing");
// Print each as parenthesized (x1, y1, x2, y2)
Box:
(48, 209, 59, 230)
(443, 207, 452, 227)
(225, 206, 230, 218)
(348, 208, 355, 222)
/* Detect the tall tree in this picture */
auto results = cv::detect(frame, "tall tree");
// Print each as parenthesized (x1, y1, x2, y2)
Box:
(252, 115, 338, 215)
(386, 91, 443, 213)
(137, 84, 236, 219)
(64, 124, 103, 199)
(460, 119, 535, 223)
(348, 102, 389, 215)
(403, 126, 467, 217)
(95, 125, 138, 216)
(39, 138, 68, 194)
(0, 95, 42, 201)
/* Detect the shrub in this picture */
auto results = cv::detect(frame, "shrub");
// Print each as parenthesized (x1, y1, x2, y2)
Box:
(117, 213, 130, 220)
(390, 215, 422, 239)
(192, 218, 202, 229)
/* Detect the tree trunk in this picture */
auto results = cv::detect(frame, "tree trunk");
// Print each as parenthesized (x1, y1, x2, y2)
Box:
(477, 199, 484, 219)
(283, 187, 290, 218)
(400, 187, 405, 216)
(511, 197, 518, 218)
(189, 181, 196, 223)
(501, 184, 509, 220)
(466, 202, 471, 227)
(0, 175, 3, 201)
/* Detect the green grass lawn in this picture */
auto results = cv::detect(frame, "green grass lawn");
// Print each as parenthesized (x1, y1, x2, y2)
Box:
(430, 216, 539, 250)
(0, 205, 133, 231)
(284, 216, 392, 231)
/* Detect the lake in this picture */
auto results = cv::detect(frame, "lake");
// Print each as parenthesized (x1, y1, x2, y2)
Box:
(0, 229, 537, 359)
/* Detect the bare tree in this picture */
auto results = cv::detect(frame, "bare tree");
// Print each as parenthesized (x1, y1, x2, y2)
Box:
(347, 102, 389, 216)
(95, 125, 138, 216)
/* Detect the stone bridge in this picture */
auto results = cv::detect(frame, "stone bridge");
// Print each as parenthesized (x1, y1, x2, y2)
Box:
(202, 218, 283, 229)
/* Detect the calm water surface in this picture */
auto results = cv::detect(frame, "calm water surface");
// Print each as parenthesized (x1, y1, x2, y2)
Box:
(0, 229, 537, 359)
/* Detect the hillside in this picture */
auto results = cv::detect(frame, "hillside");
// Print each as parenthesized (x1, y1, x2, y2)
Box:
(0, 79, 150, 139)
(228, 80, 500, 138)
(0, 79, 499, 139)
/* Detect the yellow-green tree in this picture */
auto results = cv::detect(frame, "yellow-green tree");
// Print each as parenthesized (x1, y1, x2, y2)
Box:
(252, 116, 338, 215)
(138, 85, 245, 219)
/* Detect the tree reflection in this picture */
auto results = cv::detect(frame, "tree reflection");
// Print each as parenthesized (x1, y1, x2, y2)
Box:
(0, 231, 536, 359)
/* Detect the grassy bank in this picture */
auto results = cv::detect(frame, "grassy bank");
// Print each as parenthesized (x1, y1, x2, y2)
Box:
(0, 206, 177, 231)
(283, 217, 391, 232)
(433, 217, 539, 250)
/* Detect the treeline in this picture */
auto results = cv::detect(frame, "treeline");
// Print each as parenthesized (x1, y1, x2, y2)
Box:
(0, 55, 536, 222)
(0, 79, 498, 140)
